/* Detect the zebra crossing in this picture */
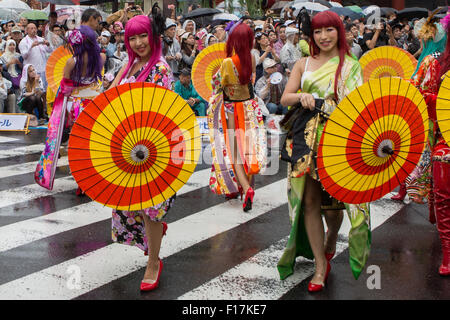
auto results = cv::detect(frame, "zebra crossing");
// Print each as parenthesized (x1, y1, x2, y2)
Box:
(0, 134, 407, 300)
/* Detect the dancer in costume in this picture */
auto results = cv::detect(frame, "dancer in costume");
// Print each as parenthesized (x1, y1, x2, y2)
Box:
(403, 13, 450, 276)
(392, 11, 447, 202)
(207, 22, 267, 212)
(35, 25, 106, 191)
(277, 11, 370, 292)
(109, 13, 174, 291)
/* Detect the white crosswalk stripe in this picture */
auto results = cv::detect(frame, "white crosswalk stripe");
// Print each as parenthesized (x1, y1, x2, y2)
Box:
(0, 138, 407, 300)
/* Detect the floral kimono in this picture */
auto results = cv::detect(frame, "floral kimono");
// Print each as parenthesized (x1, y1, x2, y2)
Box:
(207, 55, 267, 195)
(405, 55, 441, 206)
(277, 55, 371, 280)
(111, 60, 175, 253)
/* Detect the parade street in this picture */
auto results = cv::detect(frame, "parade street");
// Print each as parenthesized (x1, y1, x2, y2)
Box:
(0, 130, 448, 300)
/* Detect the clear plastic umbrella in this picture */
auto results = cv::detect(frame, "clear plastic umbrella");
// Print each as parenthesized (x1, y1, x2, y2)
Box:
(0, 8, 19, 22)
(0, 0, 31, 13)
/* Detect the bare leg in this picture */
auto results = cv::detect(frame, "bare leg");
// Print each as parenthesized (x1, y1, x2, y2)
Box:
(324, 210, 343, 255)
(303, 175, 328, 285)
(226, 114, 251, 193)
(142, 214, 163, 282)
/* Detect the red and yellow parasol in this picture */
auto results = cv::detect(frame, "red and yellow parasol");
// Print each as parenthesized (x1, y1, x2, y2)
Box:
(317, 77, 428, 204)
(359, 46, 417, 82)
(191, 42, 227, 101)
(46, 45, 73, 93)
(68, 83, 201, 211)
(436, 70, 450, 144)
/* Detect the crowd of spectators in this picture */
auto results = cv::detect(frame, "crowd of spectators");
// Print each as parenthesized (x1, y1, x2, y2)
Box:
(0, 2, 428, 121)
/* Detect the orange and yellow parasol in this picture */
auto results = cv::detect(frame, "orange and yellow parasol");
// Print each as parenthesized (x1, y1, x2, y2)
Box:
(46, 45, 73, 93)
(68, 83, 201, 211)
(191, 42, 227, 101)
(359, 46, 417, 82)
(437, 70, 450, 144)
(317, 77, 428, 204)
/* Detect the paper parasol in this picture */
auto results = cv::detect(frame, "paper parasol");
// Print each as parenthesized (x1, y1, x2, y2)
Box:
(436, 70, 450, 144)
(46, 45, 72, 93)
(317, 77, 428, 204)
(359, 46, 417, 82)
(68, 83, 201, 211)
(191, 42, 226, 101)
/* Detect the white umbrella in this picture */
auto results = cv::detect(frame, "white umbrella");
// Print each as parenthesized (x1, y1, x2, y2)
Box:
(329, 1, 343, 7)
(213, 12, 239, 21)
(0, 0, 31, 13)
(282, 1, 329, 17)
(0, 8, 19, 21)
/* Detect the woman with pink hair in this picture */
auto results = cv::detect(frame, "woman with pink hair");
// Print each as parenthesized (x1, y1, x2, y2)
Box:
(207, 22, 267, 212)
(110, 13, 174, 291)
(277, 11, 370, 292)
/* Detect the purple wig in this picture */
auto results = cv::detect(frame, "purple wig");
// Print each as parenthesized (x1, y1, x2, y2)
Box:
(119, 15, 163, 83)
(70, 25, 103, 84)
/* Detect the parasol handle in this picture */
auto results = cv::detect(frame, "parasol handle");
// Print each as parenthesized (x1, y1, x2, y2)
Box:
(382, 146, 394, 155)
(136, 150, 146, 160)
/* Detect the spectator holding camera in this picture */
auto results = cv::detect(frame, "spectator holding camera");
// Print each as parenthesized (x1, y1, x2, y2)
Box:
(179, 32, 199, 71)
(18, 23, 52, 90)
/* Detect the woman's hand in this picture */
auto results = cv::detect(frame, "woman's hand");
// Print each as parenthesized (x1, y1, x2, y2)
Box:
(299, 92, 316, 111)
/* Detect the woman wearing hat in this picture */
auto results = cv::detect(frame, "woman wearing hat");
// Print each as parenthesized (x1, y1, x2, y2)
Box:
(178, 32, 199, 71)
(207, 22, 267, 211)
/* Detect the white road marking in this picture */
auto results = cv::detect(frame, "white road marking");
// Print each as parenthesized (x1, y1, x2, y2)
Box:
(0, 143, 44, 160)
(0, 137, 19, 143)
(0, 168, 212, 253)
(0, 179, 288, 299)
(0, 157, 69, 179)
(178, 193, 404, 300)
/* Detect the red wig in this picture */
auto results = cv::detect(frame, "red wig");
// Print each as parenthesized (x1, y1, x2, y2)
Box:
(309, 11, 351, 98)
(226, 23, 254, 85)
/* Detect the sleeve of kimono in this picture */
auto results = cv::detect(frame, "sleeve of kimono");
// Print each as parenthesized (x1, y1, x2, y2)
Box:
(149, 63, 174, 90)
(211, 57, 232, 94)
(337, 57, 363, 103)
(411, 55, 440, 95)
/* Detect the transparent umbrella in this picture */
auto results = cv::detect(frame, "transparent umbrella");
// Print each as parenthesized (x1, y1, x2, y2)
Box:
(0, 8, 19, 22)
(0, 0, 31, 13)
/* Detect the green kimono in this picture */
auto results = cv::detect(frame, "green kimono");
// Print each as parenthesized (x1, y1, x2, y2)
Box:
(174, 80, 207, 116)
(277, 55, 371, 280)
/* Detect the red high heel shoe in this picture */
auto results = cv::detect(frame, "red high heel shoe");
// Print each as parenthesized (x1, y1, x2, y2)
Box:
(144, 222, 168, 256)
(140, 259, 163, 291)
(324, 231, 335, 261)
(75, 187, 85, 196)
(308, 261, 331, 292)
(225, 186, 244, 201)
(391, 183, 407, 201)
(243, 187, 255, 212)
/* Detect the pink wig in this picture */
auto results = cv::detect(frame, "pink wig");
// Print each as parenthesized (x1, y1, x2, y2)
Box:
(119, 15, 162, 83)
(226, 23, 254, 85)
(309, 11, 351, 99)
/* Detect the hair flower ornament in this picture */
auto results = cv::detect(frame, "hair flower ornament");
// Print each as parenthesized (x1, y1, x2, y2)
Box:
(67, 29, 84, 46)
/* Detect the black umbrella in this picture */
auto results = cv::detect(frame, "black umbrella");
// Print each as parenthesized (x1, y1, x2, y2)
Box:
(327, 7, 363, 21)
(183, 8, 221, 19)
(397, 7, 429, 21)
(380, 7, 398, 17)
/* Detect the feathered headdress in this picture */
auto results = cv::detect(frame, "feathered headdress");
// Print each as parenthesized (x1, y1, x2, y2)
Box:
(417, 8, 442, 41)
